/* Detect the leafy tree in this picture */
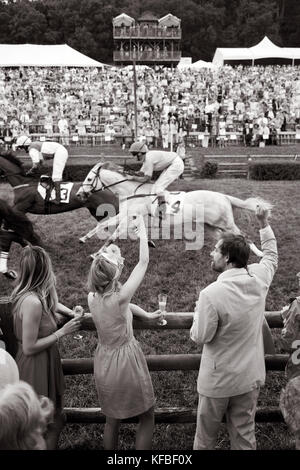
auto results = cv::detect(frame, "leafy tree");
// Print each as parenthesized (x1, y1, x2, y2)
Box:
(8, 4, 48, 43)
(0, 0, 297, 62)
(280, 0, 300, 45)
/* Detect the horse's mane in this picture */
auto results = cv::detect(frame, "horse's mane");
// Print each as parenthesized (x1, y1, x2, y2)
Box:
(0, 151, 25, 172)
(100, 161, 125, 176)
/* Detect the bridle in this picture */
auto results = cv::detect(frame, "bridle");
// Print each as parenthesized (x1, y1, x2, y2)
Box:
(81, 164, 129, 195)
(81, 164, 158, 203)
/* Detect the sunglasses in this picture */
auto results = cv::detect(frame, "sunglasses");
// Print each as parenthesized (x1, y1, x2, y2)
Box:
(96, 250, 124, 269)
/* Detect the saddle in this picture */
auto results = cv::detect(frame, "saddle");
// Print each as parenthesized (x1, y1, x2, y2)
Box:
(39, 175, 55, 202)
(38, 175, 72, 209)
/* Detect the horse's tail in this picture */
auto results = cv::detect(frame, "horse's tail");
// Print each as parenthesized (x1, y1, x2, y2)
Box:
(226, 196, 273, 213)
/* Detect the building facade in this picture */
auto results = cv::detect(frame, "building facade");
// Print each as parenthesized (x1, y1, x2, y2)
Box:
(113, 12, 182, 66)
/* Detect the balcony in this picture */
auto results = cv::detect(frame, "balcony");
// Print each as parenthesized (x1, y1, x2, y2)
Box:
(113, 26, 181, 39)
(114, 50, 182, 63)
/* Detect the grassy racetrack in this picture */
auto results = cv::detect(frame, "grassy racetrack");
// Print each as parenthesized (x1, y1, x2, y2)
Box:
(1, 177, 299, 450)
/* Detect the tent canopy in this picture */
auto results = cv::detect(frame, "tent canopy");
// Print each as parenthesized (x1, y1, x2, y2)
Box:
(177, 57, 192, 69)
(250, 36, 283, 59)
(213, 36, 300, 66)
(113, 13, 135, 27)
(0, 44, 106, 67)
(159, 14, 181, 27)
(191, 59, 216, 69)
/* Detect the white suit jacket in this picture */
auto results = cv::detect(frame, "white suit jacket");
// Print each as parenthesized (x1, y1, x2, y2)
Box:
(190, 225, 278, 398)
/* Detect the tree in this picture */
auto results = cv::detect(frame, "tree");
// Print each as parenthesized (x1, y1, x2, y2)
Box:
(0, 0, 298, 62)
(69, 26, 98, 59)
(280, 0, 300, 45)
(8, 4, 48, 43)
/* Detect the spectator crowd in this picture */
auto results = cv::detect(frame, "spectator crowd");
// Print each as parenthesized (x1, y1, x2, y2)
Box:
(0, 65, 300, 148)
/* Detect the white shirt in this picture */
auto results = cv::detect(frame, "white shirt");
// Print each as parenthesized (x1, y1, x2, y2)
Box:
(141, 151, 179, 176)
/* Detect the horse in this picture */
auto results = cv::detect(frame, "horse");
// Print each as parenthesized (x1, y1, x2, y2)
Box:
(0, 198, 42, 280)
(76, 162, 272, 256)
(0, 152, 119, 219)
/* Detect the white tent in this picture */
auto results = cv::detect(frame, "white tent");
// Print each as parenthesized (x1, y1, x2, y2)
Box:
(177, 57, 192, 69)
(0, 44, 106, 67)
(190, 59, 216, 69)
(113, 13, 135, 27)
(212, 47, 252, 66)
(250, 36, 284, 60)
(212, 36, 300, 66)
(158, 14, 181, 27)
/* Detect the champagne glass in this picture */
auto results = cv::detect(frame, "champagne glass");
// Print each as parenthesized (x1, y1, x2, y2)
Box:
(157, 294, 168, 326)
(297, 272, 300, 293)
(73, 305, 84, 340)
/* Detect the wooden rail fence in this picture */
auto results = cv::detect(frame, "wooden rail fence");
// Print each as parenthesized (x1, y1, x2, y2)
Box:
(0, 301, 286, 425)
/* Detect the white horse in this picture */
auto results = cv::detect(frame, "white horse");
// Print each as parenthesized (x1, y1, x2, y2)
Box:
(76, 162, 272, 255)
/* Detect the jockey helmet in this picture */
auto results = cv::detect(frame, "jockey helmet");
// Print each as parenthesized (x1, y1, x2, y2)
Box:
(129, 142, 148, 155)
(15, 135, 32, 148)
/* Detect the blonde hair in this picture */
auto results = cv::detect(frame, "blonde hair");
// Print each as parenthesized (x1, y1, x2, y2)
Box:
(0, 381, 54, 450)
(87, 255, 119, 297)
(11, 245, 58, 317)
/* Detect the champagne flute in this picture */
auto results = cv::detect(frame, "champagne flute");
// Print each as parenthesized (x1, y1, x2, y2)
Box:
(73, 305, 84, 340)
(157, 294, 168, 326)
(297, 272, 300, 293)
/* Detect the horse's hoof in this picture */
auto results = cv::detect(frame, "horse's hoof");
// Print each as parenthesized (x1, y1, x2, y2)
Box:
(148, 240, 156, 248)
(79, 238, 86, 244)
(2, 270, 17, 280)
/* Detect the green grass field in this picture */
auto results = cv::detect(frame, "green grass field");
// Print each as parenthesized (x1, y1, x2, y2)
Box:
(1, 178, 299, 450)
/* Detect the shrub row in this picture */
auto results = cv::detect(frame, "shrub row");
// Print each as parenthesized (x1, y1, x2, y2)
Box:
(199, 161, 300, 180)
(3, 161, 300, 183)
(200, 161, 218, 178)
(249, 162, 300, 180)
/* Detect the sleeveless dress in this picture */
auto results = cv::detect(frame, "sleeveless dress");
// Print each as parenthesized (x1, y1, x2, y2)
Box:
(13, 293, 65, 408)
(89, 291, 155, 419)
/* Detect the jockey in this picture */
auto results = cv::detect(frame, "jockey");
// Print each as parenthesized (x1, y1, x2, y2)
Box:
(127, 142, 185, 210)
(15, 136, 69, 205)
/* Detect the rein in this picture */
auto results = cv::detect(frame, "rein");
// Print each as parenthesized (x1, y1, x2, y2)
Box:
(125, 193, 158, 201)
(0, 172, 25, 178)
(101, 178, 129, 191)
(82, 164, 130, 194)
(13, 184, 30, 190)
(0, 171, 33, 189)
(83, 166, 158, 205)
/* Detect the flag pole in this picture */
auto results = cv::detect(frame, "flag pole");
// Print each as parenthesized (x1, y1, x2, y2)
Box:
(133, 50, 138, 140)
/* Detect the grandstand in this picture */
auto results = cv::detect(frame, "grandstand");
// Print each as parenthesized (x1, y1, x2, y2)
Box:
(0, 63, 300, 149)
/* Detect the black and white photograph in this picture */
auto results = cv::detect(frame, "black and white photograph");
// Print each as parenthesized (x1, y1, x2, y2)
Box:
(0, 0, 299, 457)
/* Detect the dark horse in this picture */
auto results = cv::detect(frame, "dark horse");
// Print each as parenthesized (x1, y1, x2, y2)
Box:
(0, 152, 119, 219)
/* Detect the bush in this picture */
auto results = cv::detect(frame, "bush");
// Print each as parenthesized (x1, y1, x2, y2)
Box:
(200, 161, 218, 178)
(63, 165, 93, 181)
(250, 162, 300, 180)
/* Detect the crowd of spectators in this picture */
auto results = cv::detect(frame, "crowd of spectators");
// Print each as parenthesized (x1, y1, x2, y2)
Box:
(0, 64, 300, 148)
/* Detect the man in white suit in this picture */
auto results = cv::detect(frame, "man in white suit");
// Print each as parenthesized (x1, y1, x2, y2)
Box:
(190, 206, 278, 450)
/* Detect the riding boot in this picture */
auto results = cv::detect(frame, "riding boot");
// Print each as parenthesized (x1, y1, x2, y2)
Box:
(156, 195, 167, 220)
(52, 181, 61, 205)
